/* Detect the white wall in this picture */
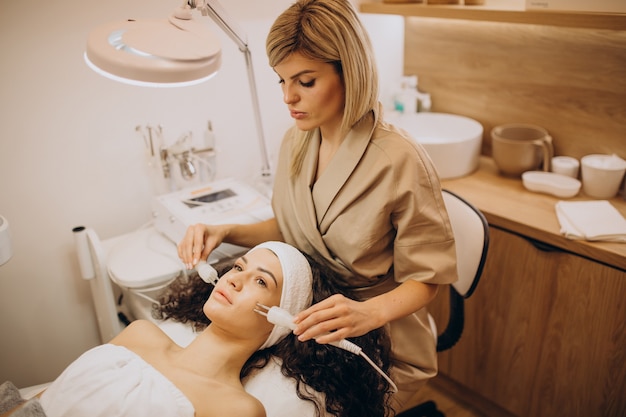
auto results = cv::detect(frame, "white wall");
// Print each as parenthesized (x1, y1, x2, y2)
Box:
(0, 0, 402, 388)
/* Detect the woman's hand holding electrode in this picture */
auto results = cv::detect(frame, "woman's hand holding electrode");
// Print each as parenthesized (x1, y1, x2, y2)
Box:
(178, 218, 283, 269)
(178, 223, 226, 269)
(293, 280, 438, 345)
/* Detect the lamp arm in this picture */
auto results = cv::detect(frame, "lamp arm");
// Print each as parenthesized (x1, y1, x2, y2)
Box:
(242, 49, 272, 179)
(193, 0, 247, 52)
(188, 0, 272, 181)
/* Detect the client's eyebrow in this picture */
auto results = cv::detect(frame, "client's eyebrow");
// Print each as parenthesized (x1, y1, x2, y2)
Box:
(241, 255, 278, 288)
(259, 267, 278, 288)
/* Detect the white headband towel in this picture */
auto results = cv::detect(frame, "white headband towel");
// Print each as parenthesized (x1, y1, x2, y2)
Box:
(252, 241, 313, 349)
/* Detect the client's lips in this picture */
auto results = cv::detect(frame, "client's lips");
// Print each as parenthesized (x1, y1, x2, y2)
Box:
(214, 289, 232, 304)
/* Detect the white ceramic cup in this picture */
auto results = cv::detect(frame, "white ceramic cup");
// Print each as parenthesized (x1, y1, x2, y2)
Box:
(551, 156, 580, 178)
(580, 154, 626, 199)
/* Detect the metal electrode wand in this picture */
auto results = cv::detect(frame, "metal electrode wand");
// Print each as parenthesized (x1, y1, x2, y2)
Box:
(197, 262, 219, 285)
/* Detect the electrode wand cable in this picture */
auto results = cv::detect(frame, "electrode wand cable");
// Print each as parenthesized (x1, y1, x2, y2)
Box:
(254, 303, 398, 393)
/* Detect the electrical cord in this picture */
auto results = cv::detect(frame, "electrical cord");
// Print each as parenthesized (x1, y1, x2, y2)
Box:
(255, 303, 398, 393)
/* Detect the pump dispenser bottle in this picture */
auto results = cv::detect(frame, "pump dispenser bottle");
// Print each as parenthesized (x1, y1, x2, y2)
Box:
(393, 75, 431, 114)
(393, 76, 418, 114)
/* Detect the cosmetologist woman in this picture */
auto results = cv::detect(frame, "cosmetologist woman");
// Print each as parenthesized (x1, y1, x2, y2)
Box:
(178, 0, 457, 410)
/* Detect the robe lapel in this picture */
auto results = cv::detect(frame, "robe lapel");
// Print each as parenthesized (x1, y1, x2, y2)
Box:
(290, 130, 321, 235)
(284, 130, 338, 263)
(311, 110, 376, 225)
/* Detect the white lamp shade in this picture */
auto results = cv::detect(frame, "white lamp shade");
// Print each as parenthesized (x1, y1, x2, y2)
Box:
(85, 14, 222, 87)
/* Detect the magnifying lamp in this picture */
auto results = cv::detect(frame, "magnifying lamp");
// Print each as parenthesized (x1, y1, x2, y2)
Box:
(84, 0, 272, 189)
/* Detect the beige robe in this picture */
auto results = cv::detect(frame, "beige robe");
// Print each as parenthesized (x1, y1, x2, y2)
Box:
(272, 105, 458, 407)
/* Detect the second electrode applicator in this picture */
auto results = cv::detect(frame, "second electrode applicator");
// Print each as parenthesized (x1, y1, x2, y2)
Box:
(254, 303, 398, 393)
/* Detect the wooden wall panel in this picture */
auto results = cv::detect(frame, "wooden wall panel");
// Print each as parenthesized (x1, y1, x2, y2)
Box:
(403, 18, 626, 160)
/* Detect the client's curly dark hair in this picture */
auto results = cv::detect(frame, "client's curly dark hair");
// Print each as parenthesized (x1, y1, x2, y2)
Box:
(154, 253, 394, 417)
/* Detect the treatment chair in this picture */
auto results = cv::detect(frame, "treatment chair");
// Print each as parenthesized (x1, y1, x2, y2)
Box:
(398, 189, 490, 417)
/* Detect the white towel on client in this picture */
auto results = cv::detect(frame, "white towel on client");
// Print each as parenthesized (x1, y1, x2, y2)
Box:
(555, 200, 626, 242)
(39, 344, 194, 417)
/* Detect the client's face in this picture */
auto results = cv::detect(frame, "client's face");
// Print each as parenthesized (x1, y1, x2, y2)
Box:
(203, 248, 283, 334)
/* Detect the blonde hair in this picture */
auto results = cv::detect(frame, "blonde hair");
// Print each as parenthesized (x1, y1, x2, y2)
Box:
(266, 0, 379, 176)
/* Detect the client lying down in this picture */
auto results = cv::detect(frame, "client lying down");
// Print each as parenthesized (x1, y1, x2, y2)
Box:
(156, 246, 395, 417)
(1, 242, 393, 417)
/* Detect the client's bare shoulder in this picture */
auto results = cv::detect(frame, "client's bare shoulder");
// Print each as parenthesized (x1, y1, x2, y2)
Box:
(109, 319, 174, 351)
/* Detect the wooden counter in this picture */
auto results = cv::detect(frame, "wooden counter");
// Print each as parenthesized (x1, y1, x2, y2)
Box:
(442, 156, 626, 271)
(433, 157, 626, 417)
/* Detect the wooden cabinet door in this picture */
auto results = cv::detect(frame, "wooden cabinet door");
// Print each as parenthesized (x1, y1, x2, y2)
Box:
(429, 226, 626, 417)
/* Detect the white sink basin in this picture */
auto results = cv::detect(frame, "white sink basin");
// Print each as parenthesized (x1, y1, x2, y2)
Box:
(388, 112, 483, 179)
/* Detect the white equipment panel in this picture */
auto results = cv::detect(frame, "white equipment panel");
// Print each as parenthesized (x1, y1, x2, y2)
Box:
(152, 178, 273, 244)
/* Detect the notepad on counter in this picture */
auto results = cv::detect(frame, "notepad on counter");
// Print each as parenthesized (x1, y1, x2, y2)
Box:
(555, 200, 626, 242)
